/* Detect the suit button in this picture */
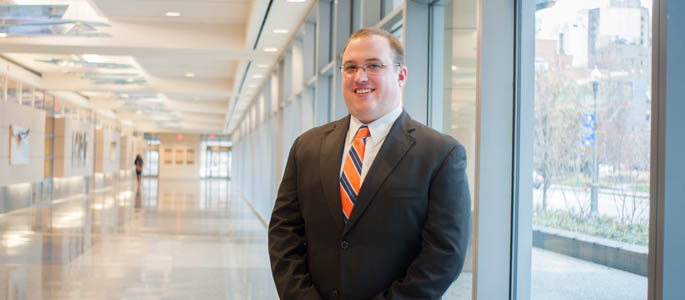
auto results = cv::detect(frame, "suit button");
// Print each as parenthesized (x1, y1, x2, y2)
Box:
(330, 289, 339, 299)
(340, 240, 349, 249)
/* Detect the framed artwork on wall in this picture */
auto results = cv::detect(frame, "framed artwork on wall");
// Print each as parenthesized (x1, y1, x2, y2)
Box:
(71, 131, 88, 167)
(175, 148, 184, 165)
(164, 148, 173, 165)
(186, 148, 195, 164)
(9, 124, 30, 165)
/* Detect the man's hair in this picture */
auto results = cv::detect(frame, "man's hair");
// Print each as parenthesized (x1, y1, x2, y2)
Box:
(341, 28, 404, 65)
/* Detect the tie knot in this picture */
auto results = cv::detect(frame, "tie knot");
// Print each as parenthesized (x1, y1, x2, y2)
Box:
(355, 125, 370, 140)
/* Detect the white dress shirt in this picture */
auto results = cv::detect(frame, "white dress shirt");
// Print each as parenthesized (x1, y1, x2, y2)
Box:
(339, 105, 403, 185)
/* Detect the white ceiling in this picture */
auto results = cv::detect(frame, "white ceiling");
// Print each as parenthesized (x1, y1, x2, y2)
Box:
(0, 0, 315, 134)
(90, 0, 253, 24)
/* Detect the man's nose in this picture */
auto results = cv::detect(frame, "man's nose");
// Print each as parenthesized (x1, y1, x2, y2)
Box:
(354, 67, 368, 82)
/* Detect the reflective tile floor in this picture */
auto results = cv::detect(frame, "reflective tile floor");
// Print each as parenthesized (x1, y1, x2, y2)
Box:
(0, 178, 278, 300)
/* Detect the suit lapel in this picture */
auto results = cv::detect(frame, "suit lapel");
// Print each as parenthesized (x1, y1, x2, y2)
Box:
(320, 116, 350, 233)
(344, 111, 416, 234)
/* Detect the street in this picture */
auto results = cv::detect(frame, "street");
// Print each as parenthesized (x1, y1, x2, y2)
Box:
(533, 185, 649, 224)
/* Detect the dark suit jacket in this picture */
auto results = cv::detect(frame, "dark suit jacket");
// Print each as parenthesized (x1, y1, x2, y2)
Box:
(269, 111, 470, 300)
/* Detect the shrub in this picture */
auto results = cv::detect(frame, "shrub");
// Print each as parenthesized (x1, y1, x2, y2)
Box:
(533, 210, 648, 246)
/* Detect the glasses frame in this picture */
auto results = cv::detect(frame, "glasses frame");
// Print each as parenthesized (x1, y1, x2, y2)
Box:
(339, 63, 402, 76)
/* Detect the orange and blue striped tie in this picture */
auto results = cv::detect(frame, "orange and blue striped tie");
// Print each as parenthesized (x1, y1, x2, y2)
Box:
(340, 125, 370, 223)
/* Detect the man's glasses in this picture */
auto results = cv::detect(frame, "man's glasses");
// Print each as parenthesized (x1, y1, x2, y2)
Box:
(339, 63, 401, 76)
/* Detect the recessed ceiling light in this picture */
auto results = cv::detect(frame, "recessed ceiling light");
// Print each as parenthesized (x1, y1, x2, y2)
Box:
(264, 47, 278, 52)
(0, 33, 7, 38)
(252, 74, 264, 79)
(121, 93, 129, 98)
(273, 29, 289, 34)
(256, 64, 269, 68)
(166, 11, 181, 17)
(136, 110, 142, 114)
(82, 54, 105, 63)
(126, 78, 135, 82)
(185, 72, 195, 77)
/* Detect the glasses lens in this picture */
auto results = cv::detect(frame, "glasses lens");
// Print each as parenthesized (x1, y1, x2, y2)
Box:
(342, 65, 357, 75)
(365, 63, 383, 74)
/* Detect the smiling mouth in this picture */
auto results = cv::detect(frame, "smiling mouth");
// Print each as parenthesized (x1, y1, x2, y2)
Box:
(355, 88, 374, 94)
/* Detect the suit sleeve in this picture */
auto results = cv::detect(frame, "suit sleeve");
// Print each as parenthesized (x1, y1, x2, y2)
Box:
(375, 144, 471, 300)
(268, 137, 323, 300)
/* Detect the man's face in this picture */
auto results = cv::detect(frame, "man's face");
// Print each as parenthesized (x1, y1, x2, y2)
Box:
(341, 35, 407, 123)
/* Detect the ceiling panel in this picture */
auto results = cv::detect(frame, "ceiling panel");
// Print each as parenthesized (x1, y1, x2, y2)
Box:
(136, 55, 236, 78)
(90, 0, 253, 24)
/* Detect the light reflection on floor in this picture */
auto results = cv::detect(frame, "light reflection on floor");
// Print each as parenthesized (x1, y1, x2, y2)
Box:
(0, 178, 277, 300)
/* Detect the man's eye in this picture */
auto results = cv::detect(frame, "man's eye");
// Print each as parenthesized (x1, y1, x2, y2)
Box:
(367, 64, 383, 71)
(344, 65, 358, 72)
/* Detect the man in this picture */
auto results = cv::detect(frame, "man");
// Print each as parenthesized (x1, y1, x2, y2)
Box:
(269, 28, 470, 300)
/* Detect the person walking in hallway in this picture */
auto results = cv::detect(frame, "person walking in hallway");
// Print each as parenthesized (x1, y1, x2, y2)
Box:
(134, 154, 144, 186)
(268, 28, 471, 300)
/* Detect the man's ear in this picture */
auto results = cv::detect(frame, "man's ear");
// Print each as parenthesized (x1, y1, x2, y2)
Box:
(398, 66, 408, 87)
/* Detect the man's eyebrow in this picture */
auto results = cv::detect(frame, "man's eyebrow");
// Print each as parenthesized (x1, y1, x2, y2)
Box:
(342, 58, 383, 65)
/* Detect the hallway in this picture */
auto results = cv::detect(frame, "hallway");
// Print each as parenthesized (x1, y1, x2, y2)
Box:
(1, 178, 277, 300)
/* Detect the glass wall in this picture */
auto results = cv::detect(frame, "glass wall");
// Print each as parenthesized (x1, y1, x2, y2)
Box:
(34, 90, 45, 109)
(21, 84, 33, 106)
(441, 0, 477, 298)
(200, 135, 231, 179)
(229, 0, 681, 298)
(0, 69, 134, 216)
(7, 77, 18, 102)
(532, 0, 651, 298)
(143, 135, 160, 177)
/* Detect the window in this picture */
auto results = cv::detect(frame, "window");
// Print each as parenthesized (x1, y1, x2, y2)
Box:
(21, 85, 33, 106)
(441, 0, 477, 298)
(200, 135, 231, 178)
(143, 135, 160, 177)
(382, 0, 403, 17)
(34, 90, 45, 109)
(532, 1, 651, 298)
(7, 78, 18, 103)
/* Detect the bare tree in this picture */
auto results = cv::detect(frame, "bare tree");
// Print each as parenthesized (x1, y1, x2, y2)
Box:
(602, 95, 650, 226)
(534, 69, 583, 211)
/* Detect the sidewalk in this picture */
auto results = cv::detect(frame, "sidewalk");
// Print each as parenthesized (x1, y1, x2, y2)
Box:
(532, 247, 646, 300)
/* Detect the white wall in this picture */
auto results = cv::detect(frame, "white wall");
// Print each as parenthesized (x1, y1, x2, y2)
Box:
(158, 133, 201, 179)
(53, 118, 95, 178)
(120, 136, 133, 171)
(0, 101, 45, 186)
(95, 128, 121, 174)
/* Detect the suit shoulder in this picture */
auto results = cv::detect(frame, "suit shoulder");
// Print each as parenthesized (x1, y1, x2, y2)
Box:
(298, 120, 335, 140)
(407, 118, 462, 150)
(292, 116, 347, 146)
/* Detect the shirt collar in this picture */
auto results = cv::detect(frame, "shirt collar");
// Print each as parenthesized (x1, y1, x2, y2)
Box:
(347, 104, 403, 145)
